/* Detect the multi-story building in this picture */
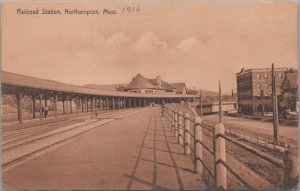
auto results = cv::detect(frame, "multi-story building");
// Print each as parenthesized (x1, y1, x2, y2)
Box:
(236, 67, 287, 114)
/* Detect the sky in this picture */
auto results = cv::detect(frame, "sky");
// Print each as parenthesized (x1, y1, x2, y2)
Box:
(2, 1, 298, 93)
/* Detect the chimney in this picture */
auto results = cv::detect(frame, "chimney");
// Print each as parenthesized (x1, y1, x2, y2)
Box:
(157, 76, 161, 89)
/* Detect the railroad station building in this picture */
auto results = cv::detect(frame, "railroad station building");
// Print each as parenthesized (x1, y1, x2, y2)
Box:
(1, 71, 196, 124)
(236, 67, 289, 114)
(124, 73, 187, 95)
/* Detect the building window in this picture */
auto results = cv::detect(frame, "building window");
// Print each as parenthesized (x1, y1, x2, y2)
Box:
(257, 74, 260, 79)
(257, 84, 260, 89)
(264, 73, 268, 79)
(265, 83, 268, 88)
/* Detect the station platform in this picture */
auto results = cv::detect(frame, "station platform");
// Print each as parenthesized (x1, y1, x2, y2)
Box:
(3, 107, 207, 190)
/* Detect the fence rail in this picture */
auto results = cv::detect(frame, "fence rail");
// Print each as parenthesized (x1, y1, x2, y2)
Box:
(203, 120, 289, 152)
(161, 104, 298, 190)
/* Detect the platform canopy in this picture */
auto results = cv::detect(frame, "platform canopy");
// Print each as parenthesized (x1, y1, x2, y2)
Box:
(1, 71, 198, 98)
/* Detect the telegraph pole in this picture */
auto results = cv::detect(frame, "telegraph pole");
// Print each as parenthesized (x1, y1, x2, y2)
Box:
(200, 89, 203, 117)
(272, 63, 279, 143)
(219, 81, 222, 123)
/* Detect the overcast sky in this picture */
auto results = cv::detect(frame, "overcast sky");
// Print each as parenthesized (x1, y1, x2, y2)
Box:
(2, 1, 298, 93)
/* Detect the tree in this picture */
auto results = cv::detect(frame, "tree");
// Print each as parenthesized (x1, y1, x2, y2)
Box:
(279, 90, 297, 119)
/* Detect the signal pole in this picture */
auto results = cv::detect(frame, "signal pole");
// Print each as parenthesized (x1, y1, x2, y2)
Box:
(272, 63, 279, 143)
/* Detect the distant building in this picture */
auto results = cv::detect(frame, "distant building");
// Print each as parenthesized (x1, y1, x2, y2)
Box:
(125, 73, 187, 94)
(236, 67, 288, 114)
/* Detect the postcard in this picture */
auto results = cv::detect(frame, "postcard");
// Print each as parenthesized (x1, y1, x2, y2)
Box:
(1, 0, 299, 190)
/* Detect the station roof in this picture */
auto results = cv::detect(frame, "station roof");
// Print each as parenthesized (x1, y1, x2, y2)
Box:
(170, 83, 187, 94)
(125, 73, 157, 90)
(125, 73, 175, 92)
(148, 78, 174, 91)
(1, 71, 197, 98)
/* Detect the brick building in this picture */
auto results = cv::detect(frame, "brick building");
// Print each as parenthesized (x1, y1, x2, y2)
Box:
(236, 67, 287, 114)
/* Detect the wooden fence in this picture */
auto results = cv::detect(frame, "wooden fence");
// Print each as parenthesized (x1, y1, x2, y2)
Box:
(161, 105, 298, 190)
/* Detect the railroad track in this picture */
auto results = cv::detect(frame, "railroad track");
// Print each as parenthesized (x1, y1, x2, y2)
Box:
(2, 109, 136, 147)
(2, 119, 84, 141)
(2, 109, 135, 151)
(2, 108, 149, 171)
(2, 109, 130, 139)
(2, 108, 138, 140)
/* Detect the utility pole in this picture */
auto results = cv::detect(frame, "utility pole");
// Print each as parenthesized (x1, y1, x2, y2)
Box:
(272, 63, 279, 143)
(200, 89, 203, 117)
(193, 86, 196, 102)
(219, 81, 222, 123)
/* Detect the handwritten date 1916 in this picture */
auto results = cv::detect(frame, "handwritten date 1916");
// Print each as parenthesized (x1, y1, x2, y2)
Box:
(121, 6, 141, 14)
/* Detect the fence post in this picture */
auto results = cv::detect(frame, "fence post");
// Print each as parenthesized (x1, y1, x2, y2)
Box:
(171, 109, 175, 132)
(175, 110, 178, 138)
(194, 116, 203, 174)
(184, 112, 191, 155)
(264, 137, 267, 148)
(174, 109, 178, 137)
(284, 147, 299, 189)
(178, 111, 184, 145)
(214, 123, 227, 190)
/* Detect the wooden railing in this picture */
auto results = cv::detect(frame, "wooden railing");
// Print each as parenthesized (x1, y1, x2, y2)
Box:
(202, 121, 289, 152)
(161, 105, 298, 190)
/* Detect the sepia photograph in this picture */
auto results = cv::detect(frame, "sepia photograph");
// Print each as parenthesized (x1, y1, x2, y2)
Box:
(1, 0, 299, 190)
